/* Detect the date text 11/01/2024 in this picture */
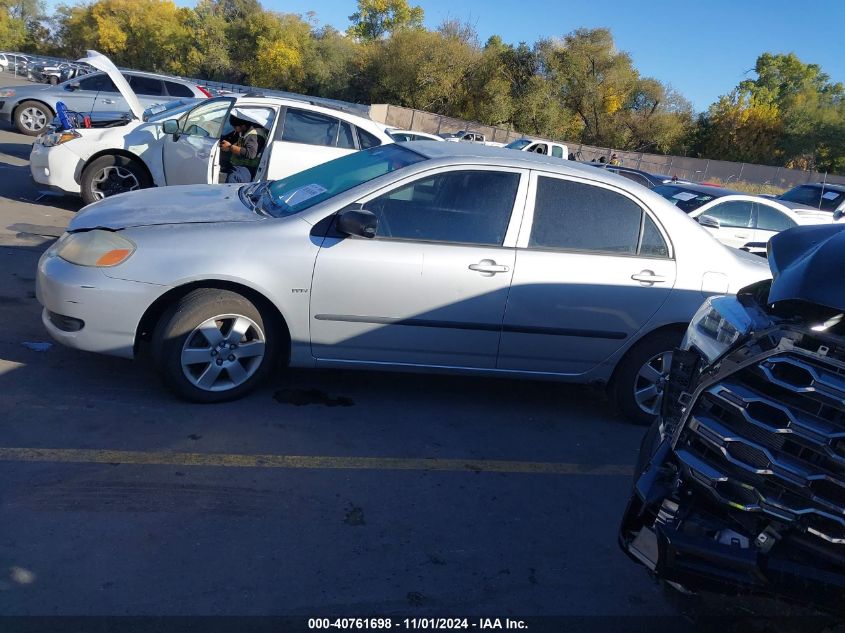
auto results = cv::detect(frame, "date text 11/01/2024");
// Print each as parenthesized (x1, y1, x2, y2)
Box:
(308, 618, 529, 630)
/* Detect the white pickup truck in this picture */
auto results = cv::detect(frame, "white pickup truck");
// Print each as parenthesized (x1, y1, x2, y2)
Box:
(438, 130, 505, 147)
(505, 138, 568, 159)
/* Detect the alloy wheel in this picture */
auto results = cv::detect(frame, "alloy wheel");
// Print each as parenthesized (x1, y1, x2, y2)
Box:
(20, 106, 47, 132)
(633, 350, 673, 417)
(180, 314, 266, 392)
(90, 166, 140, 200)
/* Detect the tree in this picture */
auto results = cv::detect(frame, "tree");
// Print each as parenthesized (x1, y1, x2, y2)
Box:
(347, 0, 423, 41)
(542, 28, 639, 147)
(0, 1, 27, 50)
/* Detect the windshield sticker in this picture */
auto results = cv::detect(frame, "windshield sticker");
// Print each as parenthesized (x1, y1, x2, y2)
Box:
(672, 192, 698, 201)
(823, 191, 841, 200)
(281, 183, 328, 207)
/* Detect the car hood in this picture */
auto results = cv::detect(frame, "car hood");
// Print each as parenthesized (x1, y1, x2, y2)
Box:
(767, 223, 845, 311)
(77, 50, 144, 121)
(69, 184, 261, 231)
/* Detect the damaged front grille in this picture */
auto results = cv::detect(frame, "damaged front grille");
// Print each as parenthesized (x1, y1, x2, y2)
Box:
(675, 331, 845, 545)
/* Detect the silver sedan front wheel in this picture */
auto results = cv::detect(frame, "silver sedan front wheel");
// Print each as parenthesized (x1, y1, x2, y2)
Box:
(152, 289, 280, 403)
(181, 314, 266, 392)
(15, 100, 51, 135)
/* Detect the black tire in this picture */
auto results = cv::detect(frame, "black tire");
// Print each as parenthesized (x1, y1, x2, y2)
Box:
(49, 75, 58, 85)
(80, 154, 151, 205)
(151, 289, 279, 403)
(14, 100, 52, 136)
(613, 329, 683, 426)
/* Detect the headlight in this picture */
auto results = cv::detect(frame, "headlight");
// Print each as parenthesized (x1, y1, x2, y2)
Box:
(682, 295, 754, 363)
(40, 130, 81, 147)
(55, 230, 136, 267)
(0, 88, 15, 98)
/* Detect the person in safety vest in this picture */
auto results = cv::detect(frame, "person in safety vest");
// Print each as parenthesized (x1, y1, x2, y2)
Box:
(220, 108, 269, 183)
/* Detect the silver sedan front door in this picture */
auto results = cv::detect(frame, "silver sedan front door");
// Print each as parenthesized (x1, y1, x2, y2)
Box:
(309, 167, 528, 368)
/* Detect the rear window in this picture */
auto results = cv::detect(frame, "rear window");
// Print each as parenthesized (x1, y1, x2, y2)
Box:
(653, 185, 719, 213)
(778, 184, 843, 212)
(128, 75, 164, 96)
(165, 81, 195, 98)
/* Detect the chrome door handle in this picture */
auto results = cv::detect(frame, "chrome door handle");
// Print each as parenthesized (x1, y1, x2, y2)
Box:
(101, 99, 115, 104)
(631, 270, 666, 284)
(469, 259, 510, 276)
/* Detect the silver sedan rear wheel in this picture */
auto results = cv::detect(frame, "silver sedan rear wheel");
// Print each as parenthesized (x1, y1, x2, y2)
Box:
(633, 350, 673, 417)
(181, 314, 266, 392)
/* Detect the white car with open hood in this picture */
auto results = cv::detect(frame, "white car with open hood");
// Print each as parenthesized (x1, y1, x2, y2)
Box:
(29, 51, 393, 204)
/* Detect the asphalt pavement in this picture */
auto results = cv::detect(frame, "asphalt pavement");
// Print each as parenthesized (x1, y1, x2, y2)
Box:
(0, 72, 830, 632)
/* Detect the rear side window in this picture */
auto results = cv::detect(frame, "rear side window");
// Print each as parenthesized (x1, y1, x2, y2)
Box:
(338, 121, 356, 149)
(357, 127, 382, 149)
(128, 75, 164, 96)
(530, 177, 643, 255)
(165, 81, 195, 98)
(756, 204, 795, 232)
(640, 215, 669, 258)
(282, 109, 339, 146)
(77, 73, 118, 93)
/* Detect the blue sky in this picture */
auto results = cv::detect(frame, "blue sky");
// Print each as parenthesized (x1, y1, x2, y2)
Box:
(45, 0, 845, 112)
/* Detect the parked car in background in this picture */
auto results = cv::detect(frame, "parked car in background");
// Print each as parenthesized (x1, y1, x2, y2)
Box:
(621, 223, 845, 614)
(37, 142, 769, 423)
(0, 53, 9, 72)
(30, 52, 393, 204)
(387, 128, 444, 142)
(440, 130, 486, 143)
(654, 182, 833, 251)
(0, 54, 210, 135)
(777, 182, 845, 216)
(589, 163, 672, 189)
(505, 138, 569, 159)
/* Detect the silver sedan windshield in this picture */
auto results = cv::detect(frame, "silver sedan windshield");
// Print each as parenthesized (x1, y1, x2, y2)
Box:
(260, 144, 426, 217)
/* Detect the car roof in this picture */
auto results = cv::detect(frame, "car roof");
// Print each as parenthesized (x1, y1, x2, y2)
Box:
(402, 141, 639, 181)
(792, 182, 845, 192)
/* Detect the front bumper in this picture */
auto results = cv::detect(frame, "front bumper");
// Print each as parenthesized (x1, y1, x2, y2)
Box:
(620, 333, 845, 613)
(29, 141, 84, 195)
(36, 249, 168, 358)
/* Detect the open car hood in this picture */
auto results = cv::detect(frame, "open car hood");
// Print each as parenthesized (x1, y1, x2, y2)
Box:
(767, 223, 845, 312)
(77, 50, 144, 121)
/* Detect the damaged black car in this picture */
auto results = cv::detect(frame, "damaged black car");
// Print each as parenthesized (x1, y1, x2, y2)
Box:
(620, 223, 845, 613)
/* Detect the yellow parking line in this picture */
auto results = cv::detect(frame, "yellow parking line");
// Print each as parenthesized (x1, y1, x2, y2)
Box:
(0, 447, 633, 476)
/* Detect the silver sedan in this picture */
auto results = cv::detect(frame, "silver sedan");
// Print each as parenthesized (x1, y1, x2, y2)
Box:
(37, 143, 770, 423)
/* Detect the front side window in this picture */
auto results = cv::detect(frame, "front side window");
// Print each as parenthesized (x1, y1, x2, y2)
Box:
(282, 109, 339, 147)
(530, 177, 645, 256)
(704, 200, 754, 228)
(755, 203, 795, 232)
(365, 170, 520, 245)
(180, 100, 231, 138)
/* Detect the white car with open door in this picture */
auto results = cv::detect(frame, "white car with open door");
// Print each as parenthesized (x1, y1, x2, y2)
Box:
(29, 51, 393, 204)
